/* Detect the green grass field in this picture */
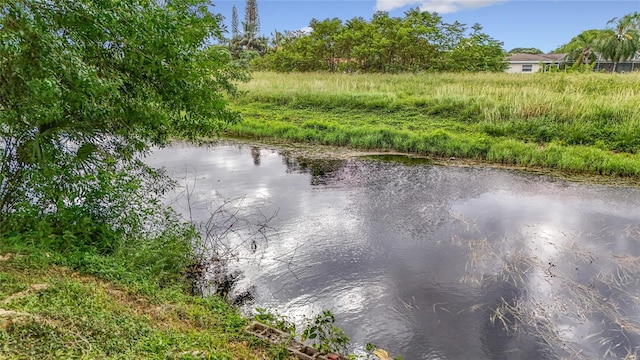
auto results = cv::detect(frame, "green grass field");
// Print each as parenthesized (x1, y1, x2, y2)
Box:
(226, 72, 640, 178)
(0, 239, 292, 360)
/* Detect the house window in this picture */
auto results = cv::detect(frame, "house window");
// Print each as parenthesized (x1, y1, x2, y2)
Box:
(522, 64, 533, 72)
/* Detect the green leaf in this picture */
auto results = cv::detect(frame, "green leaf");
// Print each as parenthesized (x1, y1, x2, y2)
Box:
(76, 143, 97, 162)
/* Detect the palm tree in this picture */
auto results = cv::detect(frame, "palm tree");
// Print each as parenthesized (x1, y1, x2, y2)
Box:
(598, 13, 640, 72)
(228, 34, 243, 59)
(626, 11, 640, 30)
(564, 31, 601, 67)
(231, 5, 239, 38)
(625, 11, 640, 71)
(239, 22, 266, 53)
(269, 30, 285, 52)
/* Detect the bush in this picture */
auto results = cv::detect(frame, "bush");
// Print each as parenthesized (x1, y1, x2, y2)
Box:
(0, 1, 246, 255)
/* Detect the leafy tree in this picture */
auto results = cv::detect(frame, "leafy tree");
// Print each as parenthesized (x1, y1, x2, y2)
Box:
(347, 17, 379, 71)
(444, 24, 507, 72)
(251, 30, 316, 71)
(0, 1, 246, 241)
(308, 18, 343, 71)
(256, 10, 505, 73)
(332, 17, 366, 72)
(401, 9, 446, 71)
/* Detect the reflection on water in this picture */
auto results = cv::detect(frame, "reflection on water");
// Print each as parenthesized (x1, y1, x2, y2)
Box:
(146, 141, 640, 360)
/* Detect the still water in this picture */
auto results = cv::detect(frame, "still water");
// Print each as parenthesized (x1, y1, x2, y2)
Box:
(147, 141, 640, 360)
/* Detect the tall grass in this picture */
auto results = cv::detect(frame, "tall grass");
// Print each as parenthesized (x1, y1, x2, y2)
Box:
(227, 72, 640, 177)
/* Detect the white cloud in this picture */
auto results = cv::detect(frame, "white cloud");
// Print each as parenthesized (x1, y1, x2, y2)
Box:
(375, 0, 504, 14)
(376, 0, 425, 11)
(419, 2, 460, 13)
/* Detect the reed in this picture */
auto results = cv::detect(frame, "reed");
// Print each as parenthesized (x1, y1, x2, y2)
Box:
(453, 222, 640, 359)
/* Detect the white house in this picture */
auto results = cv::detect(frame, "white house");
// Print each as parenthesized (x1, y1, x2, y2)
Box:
(505, 53, 567, 73)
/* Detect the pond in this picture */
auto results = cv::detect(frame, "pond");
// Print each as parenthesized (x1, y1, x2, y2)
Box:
(146, 140, 640, 360)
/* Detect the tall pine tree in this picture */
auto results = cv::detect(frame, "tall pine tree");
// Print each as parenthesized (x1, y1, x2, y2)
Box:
(244, 0, 259, 35)
(231, 5, 239, 37)
(240, 0, 263, 52)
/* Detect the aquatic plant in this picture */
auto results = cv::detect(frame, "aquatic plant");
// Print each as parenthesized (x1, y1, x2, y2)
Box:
(452, 219, 640, 359)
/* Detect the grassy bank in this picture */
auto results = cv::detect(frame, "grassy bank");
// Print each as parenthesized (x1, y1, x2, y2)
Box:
(226, 72, 640, 178)
(0, 236, 290, 359)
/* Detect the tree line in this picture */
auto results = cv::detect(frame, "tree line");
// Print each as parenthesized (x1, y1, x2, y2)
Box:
(228, 8, 507, 73)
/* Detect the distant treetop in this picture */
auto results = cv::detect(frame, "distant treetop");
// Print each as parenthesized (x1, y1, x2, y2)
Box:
(508, 47, 543, 55)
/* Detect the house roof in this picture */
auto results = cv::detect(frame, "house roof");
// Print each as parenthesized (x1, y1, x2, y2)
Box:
(507, 53, 567, 62)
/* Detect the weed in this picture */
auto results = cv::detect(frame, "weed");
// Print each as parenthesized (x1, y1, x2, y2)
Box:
(301, 310, 351, 355)
(255, 307, 297, 336)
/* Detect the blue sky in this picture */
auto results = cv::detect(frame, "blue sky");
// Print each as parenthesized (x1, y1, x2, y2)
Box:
(211, 0, 640, 52)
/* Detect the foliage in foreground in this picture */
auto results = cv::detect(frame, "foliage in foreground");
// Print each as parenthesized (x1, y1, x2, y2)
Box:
(0, 0, 247, 243)
(0, 3, 266, 355)
(227, 72, 640, 178)
(0, 240, 292, 359)
(255, 308, 401, 360)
